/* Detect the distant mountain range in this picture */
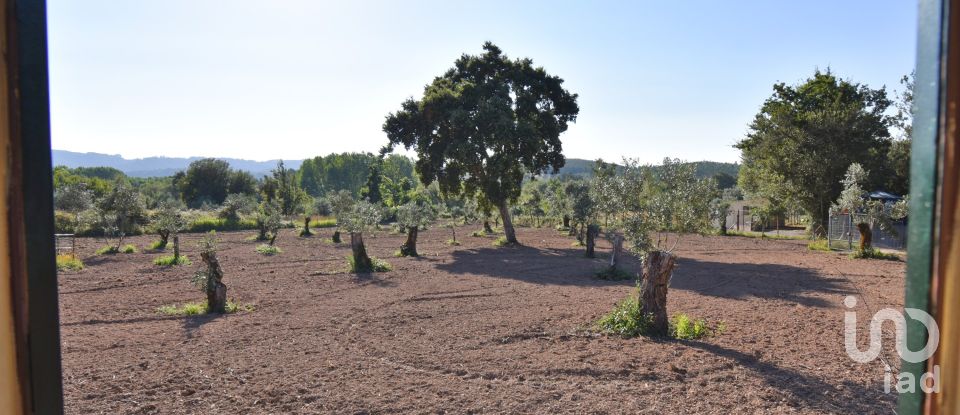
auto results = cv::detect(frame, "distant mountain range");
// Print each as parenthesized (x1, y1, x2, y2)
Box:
(52, 150, 302, 178)
(52, 149, 738, 180)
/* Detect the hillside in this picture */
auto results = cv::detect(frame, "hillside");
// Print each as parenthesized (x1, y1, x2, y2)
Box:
(51, 150, 302, 178)
(553, 158, 739, 180)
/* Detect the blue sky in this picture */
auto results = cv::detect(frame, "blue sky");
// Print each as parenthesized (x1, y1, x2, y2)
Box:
(47, 1, 918, 163)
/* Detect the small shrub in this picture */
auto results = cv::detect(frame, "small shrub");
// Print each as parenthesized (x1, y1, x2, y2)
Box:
(157, 301, 252, 316)
(850, 248, 900, 261)
(56, 254, 84, 271)
(347, 255, 391, 272)
(595, 266, 633, 280)
(492, 236, 511, 247)
(154, 255, 192, 266)
(595, 296, 650, 337)
(310, 218, 337, 228)
(571, 240, 584, 247)
(120, 244, 137, 254)
(148, 239, 167, 250)
(255, 244, 281, 256)
(95, 245, 119, 255)
(670, 314, 723, 340)
(447, 239, 461, 246)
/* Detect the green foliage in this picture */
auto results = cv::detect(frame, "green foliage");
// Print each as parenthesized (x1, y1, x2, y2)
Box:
(297, 152, 416, 197)
(56, 254, 84, 271)
(595, 296, 650, 337)
(255, 244, 281, 255)
(157, 301, 251, 316)
(218, 193, 256, 221)
(95, 245, 119, 255)
(154, 255, 192, 266)
(185, 216, 260, 233)
(120, 244, 137, 254)
(736, 69, 894, 232)
(596, 294, 723, 339)
(97, 180, 146, 238)
(309, 218, 337, 228)
(383, 42, 579, 244)
(446, 239, 461, 246)
(492, 236, 511, 247)
(148, 239, 167, 250)
(175, 158, 233, 207)
(54, 182, 93, 213)
(850, 248, 900, 261)
(347, 255, 391, 272)
(342, 200, 382, 234)
(396, 200, 436, 229)
(255, 201, 284, 243)
(614, 158, 717, 255)
(670, 314, 722, 340)
(271, 160, 309, 215)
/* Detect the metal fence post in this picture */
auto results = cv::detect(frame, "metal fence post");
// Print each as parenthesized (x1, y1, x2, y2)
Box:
(847, 214, 853, 250)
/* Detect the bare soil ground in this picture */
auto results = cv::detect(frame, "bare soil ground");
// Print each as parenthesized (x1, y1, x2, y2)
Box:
(59, 225, 905, 414)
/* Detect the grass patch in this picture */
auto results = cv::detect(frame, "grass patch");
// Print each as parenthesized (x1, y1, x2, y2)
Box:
(807, 239, 839, 252)
(671, 313, 724, 340)
(255, 244, 281, 255)
(148, 239, 167, 250)
(850, 247, 900, 261)
(347, 255, 392, 273)
(309, 218, 337, 228)
(185, 217, 260, 233)
(95, 245, 119, 255)
(56, 254, 84, 271)
(471, 230, 490, 237)
(120, 244, 137, 254)
(157, 301, 253, 316)
(595, 266, 633, 280)
(154, 255, 192, 266)
(571, 240, 584, 247)
(447, 239, 461, 246)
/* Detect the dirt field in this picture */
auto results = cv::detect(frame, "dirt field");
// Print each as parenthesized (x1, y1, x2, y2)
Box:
(58, 225, 905, 414)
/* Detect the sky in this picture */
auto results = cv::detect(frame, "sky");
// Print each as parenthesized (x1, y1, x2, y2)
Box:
(47, 0, 918, 164)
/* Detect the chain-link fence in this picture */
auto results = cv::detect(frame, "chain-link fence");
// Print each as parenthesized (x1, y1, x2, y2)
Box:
(827, 212, 907, 250)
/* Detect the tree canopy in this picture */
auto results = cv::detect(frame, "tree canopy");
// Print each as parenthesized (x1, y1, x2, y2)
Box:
(735, 69, 893, 233)
(382, 42, 579, 243)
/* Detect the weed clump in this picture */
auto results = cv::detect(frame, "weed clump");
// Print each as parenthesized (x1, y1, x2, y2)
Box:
(157, 301, 252, 316)
(850, 247, 900, 261)
(255, 244, 281, 256)
(154, 255, 192, 266)
(56, 254, 84, 271)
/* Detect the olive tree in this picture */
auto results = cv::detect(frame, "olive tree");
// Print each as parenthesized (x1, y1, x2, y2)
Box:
(191, 232, 227, 313)
(255, 201, 283, 245)
(383, 42, 579, 245)
(328, 190, 355, 243)
(832, 163, 908, 251)
(343, 200, 383, 272)
(617, 158, 716, 335)
(396, 200, 436, 257)
(219, 193, 255, 222)
(97, 181, 145, 250)
(152, 202, 186, 259)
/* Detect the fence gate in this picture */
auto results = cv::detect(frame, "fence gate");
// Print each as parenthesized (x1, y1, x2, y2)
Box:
(55, 234, 76, 256)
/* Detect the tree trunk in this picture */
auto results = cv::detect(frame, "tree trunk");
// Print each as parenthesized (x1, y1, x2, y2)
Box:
(269, 231, 278, 246)
(332, 230, 341, 243)
(585, 224, 599, 258)
(608, 232, 623, 270)
(483, 220, 494, 234)
(640, 250, 676, 336)
(173, 235, 180, 261)
(569, 223, 577, 237)
(201, 250, 227, 313)
(497, 201, 518, 245)
(158, 230, 169, 249)
(350, 232, 374, 272)
(562, 215, 570, 228)
(857, 222, 873, 250)
(301, 216, 312, 236)
(399, 226, 419, 257)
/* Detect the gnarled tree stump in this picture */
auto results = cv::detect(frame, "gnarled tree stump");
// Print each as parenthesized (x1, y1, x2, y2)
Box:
(399, 226, 419, 257)
(856, 222, 872, 250)
(200, 250, 227, 313)
(483, 220, 494, 234)
(351, 232, 373, 272)
(608, 232, 623, 270)
(332, 230, 342, 244)
(640, 250, 676, 336)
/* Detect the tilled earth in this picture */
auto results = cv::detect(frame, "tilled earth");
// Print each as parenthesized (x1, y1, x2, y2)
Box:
(59, 226, 905, 414)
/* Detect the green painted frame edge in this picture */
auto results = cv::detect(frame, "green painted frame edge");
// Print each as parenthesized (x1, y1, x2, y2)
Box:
(14, 0, 65, 413)
(899, 0, 948, 413)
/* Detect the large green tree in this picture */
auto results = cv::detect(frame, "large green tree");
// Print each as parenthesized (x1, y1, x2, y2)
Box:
(735, 70, 892, 235)
(382, 42, 579, 244)
(175, 158, 232, 207)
